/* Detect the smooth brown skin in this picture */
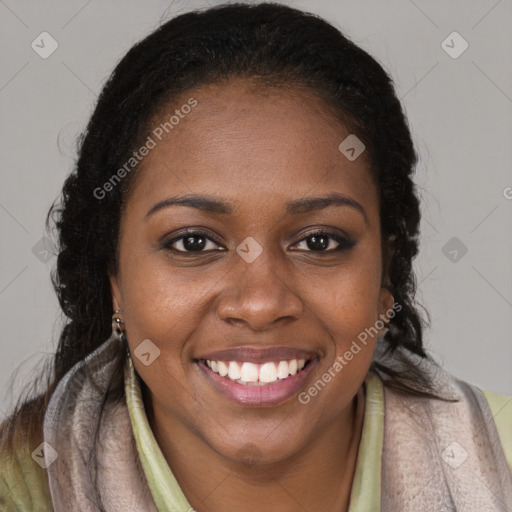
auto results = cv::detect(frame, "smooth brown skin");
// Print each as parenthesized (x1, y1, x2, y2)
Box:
(110, 78, 394, 512)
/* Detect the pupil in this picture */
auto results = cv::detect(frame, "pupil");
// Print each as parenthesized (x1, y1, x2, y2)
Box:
(308, 234, 328, 251)
(184, 235, 206, 251)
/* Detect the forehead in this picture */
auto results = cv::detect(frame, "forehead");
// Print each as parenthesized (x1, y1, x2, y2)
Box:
(127, 79, 378, 221)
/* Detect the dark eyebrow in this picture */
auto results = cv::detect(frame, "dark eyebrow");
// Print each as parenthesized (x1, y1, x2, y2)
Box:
(286, 193, 368, 225)
(145, 193, 368, 225)
(145, 195, 234, 219)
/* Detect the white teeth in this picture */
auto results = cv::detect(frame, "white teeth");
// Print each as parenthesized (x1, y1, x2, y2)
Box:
(205, 358, 308, 384)
(276, 361, 289, 379)
(218, 361, 228, 377)
(228, 361, 241, 380)
(240, 362, 259, 382)
(259, 362, 277, 383)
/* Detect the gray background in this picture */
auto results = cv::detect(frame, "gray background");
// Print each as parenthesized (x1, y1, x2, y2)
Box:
(1, 0, 511, 419)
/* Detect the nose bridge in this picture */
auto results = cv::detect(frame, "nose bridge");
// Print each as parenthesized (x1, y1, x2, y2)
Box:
(216, 243, 303, 329)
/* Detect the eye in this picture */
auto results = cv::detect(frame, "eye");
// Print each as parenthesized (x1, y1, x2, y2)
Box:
(163, 229, 225, 253)
(291, 230, 355, 253)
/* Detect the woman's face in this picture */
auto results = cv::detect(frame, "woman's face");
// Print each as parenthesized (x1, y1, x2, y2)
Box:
(110, 78, 393, 464)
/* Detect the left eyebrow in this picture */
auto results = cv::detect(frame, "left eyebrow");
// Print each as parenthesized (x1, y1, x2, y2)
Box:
(285, 193, 368, 226)
(145, 192, 368, 226)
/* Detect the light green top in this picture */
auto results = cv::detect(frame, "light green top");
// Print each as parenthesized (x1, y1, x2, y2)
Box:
(1, 363, 511, 511)
(482, 388, 512, 471)
(125, 359, 385, 512)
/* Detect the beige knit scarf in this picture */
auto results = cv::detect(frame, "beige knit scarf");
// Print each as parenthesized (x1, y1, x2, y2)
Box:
(43, 334, 512, 511)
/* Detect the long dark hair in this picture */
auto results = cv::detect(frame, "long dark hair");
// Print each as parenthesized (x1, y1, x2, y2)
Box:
(1, 1, 446, 452)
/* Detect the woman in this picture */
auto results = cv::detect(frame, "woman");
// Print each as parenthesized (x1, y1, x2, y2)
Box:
(1, 3, 511, 511)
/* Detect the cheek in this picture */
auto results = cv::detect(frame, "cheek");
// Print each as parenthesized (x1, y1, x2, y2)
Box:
(121, 250, 211, 339)
(119, 255, 205, 388)
(307, 251, 383, 346)
(303, 264, 381, 414)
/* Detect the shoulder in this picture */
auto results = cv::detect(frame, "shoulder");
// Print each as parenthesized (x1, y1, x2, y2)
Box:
(480, 388, 512, 475)
(433, 376, 512, 478)
(378, 364, 512, 479)
(0, 403, 54, 511)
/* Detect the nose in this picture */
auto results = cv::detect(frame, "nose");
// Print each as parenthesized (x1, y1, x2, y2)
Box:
(216, 250, 304, 331)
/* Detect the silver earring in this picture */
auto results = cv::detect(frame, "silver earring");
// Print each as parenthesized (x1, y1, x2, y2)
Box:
(112, 309, 125, 339)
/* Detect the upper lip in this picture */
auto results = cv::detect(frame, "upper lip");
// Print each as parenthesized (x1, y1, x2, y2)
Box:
(197, 346, 318, 363)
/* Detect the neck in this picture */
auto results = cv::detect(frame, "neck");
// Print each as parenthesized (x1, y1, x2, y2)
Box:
(143, 382, 365, 512)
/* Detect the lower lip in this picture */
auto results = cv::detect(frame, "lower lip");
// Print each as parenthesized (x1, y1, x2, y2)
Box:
(196, 360, 317, 406)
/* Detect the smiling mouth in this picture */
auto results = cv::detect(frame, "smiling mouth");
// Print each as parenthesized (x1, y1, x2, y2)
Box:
(202, 358, 310, 386)
(194, 346, 319, 405)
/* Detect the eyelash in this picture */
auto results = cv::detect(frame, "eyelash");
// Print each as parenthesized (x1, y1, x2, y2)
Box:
(162, 229, 355, 254)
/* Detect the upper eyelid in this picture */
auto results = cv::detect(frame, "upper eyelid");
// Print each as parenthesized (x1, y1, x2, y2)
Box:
(166, 231, 224, 250)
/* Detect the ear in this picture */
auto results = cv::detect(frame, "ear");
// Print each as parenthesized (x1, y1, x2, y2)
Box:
(377, 287, 395, 339)
(378, 234, 396, 322)
(378, 288, 394, 316)
(109, 274, 123, 312)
